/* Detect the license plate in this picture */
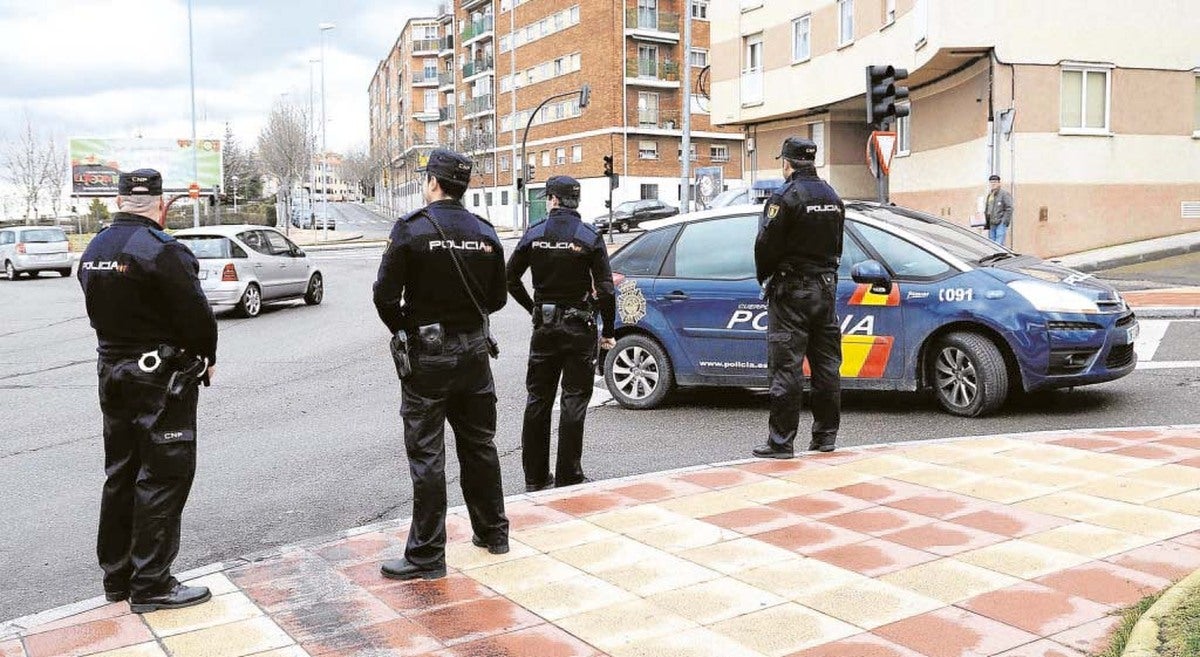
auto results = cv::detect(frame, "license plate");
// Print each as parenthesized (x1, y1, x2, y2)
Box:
(1124, 324, 1139, 344)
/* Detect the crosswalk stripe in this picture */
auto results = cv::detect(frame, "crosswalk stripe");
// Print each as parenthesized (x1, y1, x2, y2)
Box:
(1135, 320, 1171, 362)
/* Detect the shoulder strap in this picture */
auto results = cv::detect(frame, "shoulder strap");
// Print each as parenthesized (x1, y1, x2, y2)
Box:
(421, 210, 490, 324)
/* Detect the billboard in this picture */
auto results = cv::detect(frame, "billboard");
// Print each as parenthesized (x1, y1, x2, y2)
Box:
(695, 166, 724, 210)
(70, 138, 223, 197)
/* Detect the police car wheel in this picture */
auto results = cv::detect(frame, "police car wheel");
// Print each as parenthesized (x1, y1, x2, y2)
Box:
(236, 284, 263, 318)
(605, 335, 674, 410)
(930, 332, 1009, 418)
(57, 268, 73, 277)
(304, 273, 324, 305)
(4, 261, 14, 281)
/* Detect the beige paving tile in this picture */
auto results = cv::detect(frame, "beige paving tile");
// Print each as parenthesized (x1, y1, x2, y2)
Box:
(1003, 443, 1087, 463)
(182, 573, 239, 596)
(659, 490, 761, 518)
(161, 617, 293, 657)
(1089, 505, 1200, 540)
(881, 558, 1020, 604)
(468, 554, 582, 595)
(710, 603, 860, 656)
(557, 600, 699, 653)
(1150, 490, 1200, 516)
(506, 573, 638, 621)
(734, 558, 863, 600)
(1072, 477, 1188, 504)
(595, 551, 723, 597)
(512, 519, 617, 552)
(1024, 522, 1158, 559)
(143, 591, 261, 637)
(588, 504, 689, 533)
(888, 464, 982, 489)
(90, 644, 168, 657)
(781, 467, 877, 491)
(551, 536, 665, 574)
(446, 538, 538, 570)
(954, 437, 1029, 453)
(611, 627, 767, 657)
(679, 538, 800, 575)
(793, 577, 942, 630)
(1014, 492, 1126, 520)
(951, 454, 1028, 477)
(627, 519, 742, 553)
(1126, 464, 1200, 489)
(647, 578, 786, 625)
(1006, 464, 1104, 491)
(1060, 452, 1158, 476)
(899, 443, 978, 465)
(957, 539, 1091, 579)
(725, 479, 816, 504)
(838, 455, 923, 477)
(945, 477, 1056, 504)
(249, 648, 311, 657)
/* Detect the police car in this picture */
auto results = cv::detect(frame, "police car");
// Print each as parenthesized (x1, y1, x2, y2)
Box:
(603, 202, 1138, 417)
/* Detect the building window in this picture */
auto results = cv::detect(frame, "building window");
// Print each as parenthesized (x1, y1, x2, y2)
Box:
(710, 144, 729, 162)
(837, 0, 854, 46)
(677, 143, 697, 161)
(690, 48, 708, 68)
(809, 122, 826, 167)
(638, 91, 660, 126)
(473, 193, 480, 207)
(1060, 67, 1110, 133)
(640, 184, 659, 200)
(896, 104, 911, 155)
(484, 158, 494, 174)
(692, 0, 709, 19)
(500, 154, 510, 171)
(424, 90, 438, 112)
(572, 145, 583, 162)
(502, 190, 509, 205)
(884, 0, 896, 24)
(792, 15, 811, 63)
(555, 148, 566, 165)
(638, 140, 659, 159)
(541, 150, 550, 166)
(742, 35, 763, 105)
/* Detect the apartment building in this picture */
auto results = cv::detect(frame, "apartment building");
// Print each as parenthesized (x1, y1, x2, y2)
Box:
(708, 0, 1200, 257)
(370, 0, 745, 228)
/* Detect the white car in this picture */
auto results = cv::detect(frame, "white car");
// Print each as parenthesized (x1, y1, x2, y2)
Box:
(174, 225, 324, 318)
(0, 226, 74, 280)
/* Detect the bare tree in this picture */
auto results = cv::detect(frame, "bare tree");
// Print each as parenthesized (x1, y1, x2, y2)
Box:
(256, 100, 311, 220)
(223, 122, 263, 201)
(2, 115, 52, 223)
(43, 135, 70, 219)
(340, 146, 373, 201)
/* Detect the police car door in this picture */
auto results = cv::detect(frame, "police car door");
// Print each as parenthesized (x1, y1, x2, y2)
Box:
(836, 224, 906, 383)
(653, 214, 765, 383)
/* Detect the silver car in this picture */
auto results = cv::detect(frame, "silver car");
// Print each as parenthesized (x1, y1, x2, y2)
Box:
(174, 225, 324, 318)
(0, 226, 74, 280)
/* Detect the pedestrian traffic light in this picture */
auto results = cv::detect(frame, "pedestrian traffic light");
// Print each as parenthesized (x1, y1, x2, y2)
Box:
(527, 163, 536, 181)
(603, 155, 614, 177)
(866, 65, 910, 127)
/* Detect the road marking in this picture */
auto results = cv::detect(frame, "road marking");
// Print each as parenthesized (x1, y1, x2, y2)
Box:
(1138, 361, 1200, 370)
(1136, 320, 1171, 362)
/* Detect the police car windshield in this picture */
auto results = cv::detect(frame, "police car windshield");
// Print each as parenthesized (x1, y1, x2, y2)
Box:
(853, 205, 1008, 263)
(177, 236, 234, 259)
(20, 229, 67, 243)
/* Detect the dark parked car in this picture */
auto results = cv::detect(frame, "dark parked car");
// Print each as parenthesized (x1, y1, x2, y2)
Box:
(593, 200, 679, 233)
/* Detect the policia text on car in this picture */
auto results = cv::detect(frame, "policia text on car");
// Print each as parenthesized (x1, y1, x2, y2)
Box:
(78, 169, 218, 613)
(753, 138, 847, 459)
(373, 149, 510, 581)
(506, 175, 617, 493)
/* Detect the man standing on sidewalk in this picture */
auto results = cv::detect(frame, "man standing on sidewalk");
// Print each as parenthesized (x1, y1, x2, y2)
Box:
(985, 174, 1014, 246)
(373, 149, 510, 581)
(506, 176, 617, 492)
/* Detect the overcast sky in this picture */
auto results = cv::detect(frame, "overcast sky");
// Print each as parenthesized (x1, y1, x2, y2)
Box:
(0, 0, 430, 155)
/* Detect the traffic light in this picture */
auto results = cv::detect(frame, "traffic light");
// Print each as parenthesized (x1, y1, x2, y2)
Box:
(603, 155, 614, 177)
(526, 163, 536, 181)
(604, 200, 611, 209)
(865, 65, 910, 127)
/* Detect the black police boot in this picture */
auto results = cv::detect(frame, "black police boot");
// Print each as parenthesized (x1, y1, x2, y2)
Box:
(752, 444, 795, 460)
(381, 559, 447, 581)
(808, 437, 837, 453)
(526, 475, 555, 493)
(129, 583, 211, 614)
(472, 535, 511, 555)
(556, 476, 593, 488)
(104, 589, 130, 603)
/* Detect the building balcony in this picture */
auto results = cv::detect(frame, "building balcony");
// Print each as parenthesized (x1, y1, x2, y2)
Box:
(437, 3, 453, 20)
(463, 131, 496, 152)
(460, 0, 489, 10)
(415, 107, 441, 122)
(461, 15, 495, 44)
(439, 106, 456, 123)
(625, 58, 681, 88)
(439, 69, 456, 89)
(463, 94, 495, 117)
(413, 71, 439, 87)
(412, 38, 440, 55)
(462, 56, 495, 80)
(625, 8, 680, 43)
(634, 109, 681, 131)
(439, 35, 455, 54)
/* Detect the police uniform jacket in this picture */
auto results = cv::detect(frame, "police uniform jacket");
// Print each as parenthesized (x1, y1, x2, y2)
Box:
(78, 212, 218, 364)
(754, 168, 845, 284)
(506, 207, 617, 339)
(374, 199, 507, 334)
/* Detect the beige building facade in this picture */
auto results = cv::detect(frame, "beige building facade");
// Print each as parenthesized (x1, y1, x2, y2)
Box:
(709, 0, 1200, 257)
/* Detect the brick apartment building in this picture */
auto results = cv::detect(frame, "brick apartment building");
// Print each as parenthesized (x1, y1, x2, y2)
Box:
(369, 0, 746, 228)
(707, 0, 1200, 258)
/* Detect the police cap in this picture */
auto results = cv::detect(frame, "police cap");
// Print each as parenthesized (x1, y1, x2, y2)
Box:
(544, 175, 581, 202)
(422, 148, 473, 187)
(118, 169, 163, 196)
(775, 137, 818, 163)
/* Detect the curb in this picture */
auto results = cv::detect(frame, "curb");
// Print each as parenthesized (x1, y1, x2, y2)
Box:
(1133, 306, 1200, 319)
(302, 239, 389, 252)
(1059, 233, 1200, 273)
(5, 423, 1199, 638)
(1121, 567, 1200, 657)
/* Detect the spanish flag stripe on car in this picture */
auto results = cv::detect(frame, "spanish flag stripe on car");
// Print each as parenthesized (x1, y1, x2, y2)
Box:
(802, 336, 894, 378)
(849, 283, 901, 307)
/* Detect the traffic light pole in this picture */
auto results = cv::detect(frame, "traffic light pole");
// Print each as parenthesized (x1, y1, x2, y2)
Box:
(519, 85, 591, 232)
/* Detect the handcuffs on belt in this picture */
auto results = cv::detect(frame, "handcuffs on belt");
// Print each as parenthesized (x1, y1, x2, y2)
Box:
(138, 350, 163, 373)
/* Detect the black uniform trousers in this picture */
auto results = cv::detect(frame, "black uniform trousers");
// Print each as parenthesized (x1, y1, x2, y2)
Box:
(521, 318, 596, 488)
(767, 274, 843, 451)
(401, 330, 508, 567)
(97, 357, 199, 598)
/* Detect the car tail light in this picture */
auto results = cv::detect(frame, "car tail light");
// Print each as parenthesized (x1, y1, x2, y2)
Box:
(612, 272, 625, 288)
(66, 241, 73, 253)
(15, 243, 25, 255)
(221, 263, 238, 281)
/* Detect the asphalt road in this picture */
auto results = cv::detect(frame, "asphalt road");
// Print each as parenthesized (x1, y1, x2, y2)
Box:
(321, 202, 396, 241)
(2, 248, 1199, 621)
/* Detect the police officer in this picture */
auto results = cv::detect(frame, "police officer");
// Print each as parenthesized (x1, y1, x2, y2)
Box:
(373, 149, 510, 581)
(78, 169, 217, 612)
(507, 176, 616, 492)
(753, 138, 845, 459)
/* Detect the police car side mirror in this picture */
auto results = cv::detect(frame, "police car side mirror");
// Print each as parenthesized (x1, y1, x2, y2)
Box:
(851, 260, 892, 294)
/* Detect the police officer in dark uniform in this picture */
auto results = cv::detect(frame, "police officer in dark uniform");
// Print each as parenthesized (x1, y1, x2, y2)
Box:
(78, 169, 217, 612)
(753, 138, 845, 459)
(507, 176, 616, 492)
(373, 149, 509, 581)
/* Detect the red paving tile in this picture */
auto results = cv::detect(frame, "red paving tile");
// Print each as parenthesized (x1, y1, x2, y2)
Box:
(809, 538, 939, 577)
(786, 632, 930, 656)
(882, 521, 1007, 556)
(544, 491, 637, 517)
(408, 596, 542, 646)
(675, 467, 768, 490)
(503, 503, 578, 531)
(372, 574, 497, 615)
(875, 607, 1039, 657)
(302, 617, 443, 656)
(1177, 456, 1200, 469)
(755, 521, 873, 555)
(608, 478, 708, 502)
(1096, 429, 1168, 442)
(443, 624, 601, 657)
(1049, 436, 1130, 452)
(991, 639, 1086, 656)
(949, 506, 1071, 538)
(1155, 435, 1200, 450)
(768, 491, 876, 519)
(701, 505, 802, 535)
(887, 492, 989, 520)
(1037, 561, 1172, 607)
(23, 615, 152, 657)
(24, 602, 130, 634)
(1111, 444, 1195, 462)
(226, 553, 323, 588)
(1107, 541, 1200, 581)
(735, 458, 822, 476)
(1050, 615, 1123, 654)
(1123, 291, 1200, 308)
(960, 582, 1111, 636)
(314, 532, 406, 566)
(272, 590, 402, 644)
(1173, 530, 1200, 549)
(824, 508, 935, 536)
(834, 480, 934, 504)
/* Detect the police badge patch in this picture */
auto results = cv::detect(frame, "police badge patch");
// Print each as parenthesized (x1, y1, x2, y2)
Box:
(766, 204, 781, 221)
(617, 279, 647, 324)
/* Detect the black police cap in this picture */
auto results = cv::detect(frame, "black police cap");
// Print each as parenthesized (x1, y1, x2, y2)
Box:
(544, 175, 581, 201)
(422, 148, 473, 187)
(118, 169, 163, 196)
(776, 137, 818, 162)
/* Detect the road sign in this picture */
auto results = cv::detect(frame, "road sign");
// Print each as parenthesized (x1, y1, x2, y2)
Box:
(188, 182, 200, 199)
(867, 131, 898, 177)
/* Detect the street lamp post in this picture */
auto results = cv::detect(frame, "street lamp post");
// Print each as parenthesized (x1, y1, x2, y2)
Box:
(232, 175, 239, 214)
(309, 58, 319, 227)
(518, 85, 590, 232)
(187, 0, 200, 228)
(319, 23, 335, 242)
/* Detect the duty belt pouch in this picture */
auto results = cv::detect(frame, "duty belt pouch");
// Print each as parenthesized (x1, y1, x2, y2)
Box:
(150, 385, 198, 445)
(537, 305, 557, 328)
(390, 330, 412, 380)
(418, 323, 446, 353)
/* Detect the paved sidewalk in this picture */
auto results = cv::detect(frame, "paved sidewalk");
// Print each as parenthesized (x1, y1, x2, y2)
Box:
(1125, 287, 1200, 318)
(6, 426, 1200, 657)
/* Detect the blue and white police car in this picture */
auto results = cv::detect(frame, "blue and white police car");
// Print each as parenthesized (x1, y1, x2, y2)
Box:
(602, 202, 1139, 417)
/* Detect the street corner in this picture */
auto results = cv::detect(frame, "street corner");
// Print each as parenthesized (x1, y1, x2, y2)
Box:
(9, 425, 1200, 657)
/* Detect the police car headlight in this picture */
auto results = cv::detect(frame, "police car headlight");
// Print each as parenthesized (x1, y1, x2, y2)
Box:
(1007, 280, 1100, 314)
